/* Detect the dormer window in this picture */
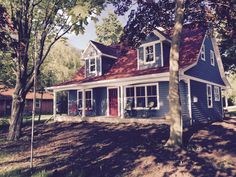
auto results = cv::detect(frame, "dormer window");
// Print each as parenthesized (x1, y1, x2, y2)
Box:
(89, 58, 96, 73)
(201, 45, 205, 61)
(145, 45, 155, 63)
(210, 50, 215, 66)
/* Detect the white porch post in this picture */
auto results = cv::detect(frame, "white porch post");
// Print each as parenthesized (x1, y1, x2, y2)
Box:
(53, 90, 57, 118)
(225, 93, 228, 110)
(82, 89, 86, 118)
(120, 85, 124, 119)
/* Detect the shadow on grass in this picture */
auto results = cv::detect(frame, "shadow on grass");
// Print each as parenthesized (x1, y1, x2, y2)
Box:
(0, 117, 236, 177)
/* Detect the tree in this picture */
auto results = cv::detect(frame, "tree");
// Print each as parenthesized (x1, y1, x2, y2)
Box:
(111, 0, 235, 147)
(95, 12, 123, 45)
(0, 0, 106, 141)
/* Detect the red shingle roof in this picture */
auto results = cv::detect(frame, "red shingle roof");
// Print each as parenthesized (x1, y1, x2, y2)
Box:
(54, 27, 206, 87)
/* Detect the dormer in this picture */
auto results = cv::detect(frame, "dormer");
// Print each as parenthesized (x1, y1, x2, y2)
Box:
(137, 30, 171, 70)
(82, 41, 118, 78)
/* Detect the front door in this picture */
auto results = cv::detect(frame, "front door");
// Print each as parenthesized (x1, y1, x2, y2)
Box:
(109, 88, 118, 116)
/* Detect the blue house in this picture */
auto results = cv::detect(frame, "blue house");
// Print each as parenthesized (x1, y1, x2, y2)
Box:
(47, 26, 229, 127)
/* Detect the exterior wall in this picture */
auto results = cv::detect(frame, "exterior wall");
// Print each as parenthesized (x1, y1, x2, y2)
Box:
(24, 100, 53, 115)
(190, 80, 222, 124)
(185, 36, 225, 85)
(162, 41, 171, 67)
(101, 56, 116, 74)
(0, 100, 6, 116)
(138, 42, 162, 70)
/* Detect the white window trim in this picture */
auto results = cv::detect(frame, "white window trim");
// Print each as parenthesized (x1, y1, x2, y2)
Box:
(124, 83, 160, 110)
(144, 44, 156, 64)
(214, 86, 220, 101)
(89, 58, 96, 74)
(207, 84, 213, 108)
(201, 45, 205, 61)
(77, 89, 93, 110)
(210, 50, 215, 66)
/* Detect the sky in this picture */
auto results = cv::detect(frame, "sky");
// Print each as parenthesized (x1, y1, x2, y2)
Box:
(67, 5, 132, 50)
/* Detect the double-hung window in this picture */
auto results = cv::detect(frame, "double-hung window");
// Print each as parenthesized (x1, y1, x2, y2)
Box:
(77, 91, 82, 110)
(207, 85, 213, 108)
(145, 45, 154, 63)
(147, 85, 158, 108)
(210, 50, 215, 66)
(126, 87, 134, 108)
(136, 86, 146, 108)
(89, 58, 96, 73)
(85, 90, 93, 109)
(201, 45, 205, 61)
(214, 86, 220, 101)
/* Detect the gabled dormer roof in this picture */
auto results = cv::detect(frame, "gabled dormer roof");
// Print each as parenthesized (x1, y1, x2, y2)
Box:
(82, 40, 118, 59)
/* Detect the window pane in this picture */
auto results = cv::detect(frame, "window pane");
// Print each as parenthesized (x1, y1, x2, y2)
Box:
(78, 92, 82, 99)
(126, 87, 134, 97)
(125, 98, 134, 108)
(137, 97, 146, 107)
(147, 97, 157, 108)
(78, 100, 82, 108)
(86, 100, 92, 108)
(147, 85, 157, 96)
(86, 91, 91, 99)
(146, 54, 154, 62)
(136, 87, 145, 96)
(90, 58, 95, 72)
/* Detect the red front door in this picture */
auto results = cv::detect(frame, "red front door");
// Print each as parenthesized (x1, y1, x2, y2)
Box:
(109, 88, 118, 116)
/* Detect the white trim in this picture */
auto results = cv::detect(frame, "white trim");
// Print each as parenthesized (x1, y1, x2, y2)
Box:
(101, 53, 117, 59)
(77, 90, 82, 110)
(207, 84, 213, 108)
(161, 42, 164, 67)
(210, 50, 215, 66)
(100, 56, 102, 75)
(120, 86, 124, 118)
(77, 89, 93, 110)
(137, 48, 140, 70)
(107, 87, 120, 117)
(153, 30, 171, 42)
(187, 79, 192, 123)
(67, 91, 69, 115)
(182, 75, 226, 88)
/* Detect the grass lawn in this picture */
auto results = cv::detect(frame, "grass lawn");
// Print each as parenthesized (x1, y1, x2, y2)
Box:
(0, 117, 235, 177)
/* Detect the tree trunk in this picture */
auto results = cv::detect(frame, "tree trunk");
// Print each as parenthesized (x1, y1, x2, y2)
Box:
(8, 88, 26, 141)
(166, 0, 185, 147)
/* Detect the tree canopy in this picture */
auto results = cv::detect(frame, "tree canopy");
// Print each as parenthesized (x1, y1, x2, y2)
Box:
(95, 12, 123, 45)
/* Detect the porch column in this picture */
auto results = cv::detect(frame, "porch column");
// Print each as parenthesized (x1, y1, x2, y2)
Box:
(53, 90, 57, 118)
(82, 89, 86, 118)
(120, 86, 124, 119)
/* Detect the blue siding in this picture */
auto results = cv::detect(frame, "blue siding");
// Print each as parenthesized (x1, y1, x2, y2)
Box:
(101, 56, 116, 74)
(190, 80, 222, 124)
(185, 36, 225, 85)
(162, 41, 170, 67)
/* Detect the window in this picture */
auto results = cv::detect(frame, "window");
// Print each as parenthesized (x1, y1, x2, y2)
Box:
(201, 45, 205, 61)
(77, 90, 93, 110)
(126, 87, 134, 108)
(145, 45, 154, 63)
(136, 86, 146, 108)
(207, 85, 213, 108)
(89, 58, 96, 73)
(77, 91, 82, 110)
(85, 90, 93, 109)
(125, 84, 159, 109)
(36, 99, 40, 108)
(214, 86, 220, 101)
(210, 50, 215, 66)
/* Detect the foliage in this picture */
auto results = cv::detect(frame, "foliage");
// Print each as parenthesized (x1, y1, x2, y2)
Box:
(95, 12, 123, 45)
(112, 0, 236, 72)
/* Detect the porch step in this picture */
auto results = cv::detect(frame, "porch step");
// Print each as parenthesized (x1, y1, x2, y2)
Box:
(54, 116, 170, 125)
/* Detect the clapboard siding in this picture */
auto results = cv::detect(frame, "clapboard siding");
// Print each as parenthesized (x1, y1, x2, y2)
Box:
(185, 36, 225, 85)
(190, 80, 222, 124)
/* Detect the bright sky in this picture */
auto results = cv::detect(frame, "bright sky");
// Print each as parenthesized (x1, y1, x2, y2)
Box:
(67, 5, 131, 50)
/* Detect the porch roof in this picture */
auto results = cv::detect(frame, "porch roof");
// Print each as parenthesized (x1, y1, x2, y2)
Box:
(53, 27, 206, 88)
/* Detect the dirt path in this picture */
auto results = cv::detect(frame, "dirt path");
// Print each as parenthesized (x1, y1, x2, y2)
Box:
(0, 117, 235, 177)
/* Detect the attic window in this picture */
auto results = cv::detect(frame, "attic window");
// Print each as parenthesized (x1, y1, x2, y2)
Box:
(201, 45, 205, 61)
(89, 58, 96, 73)
(210, 50, 215, 66)
(145, 45, 155, 63)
